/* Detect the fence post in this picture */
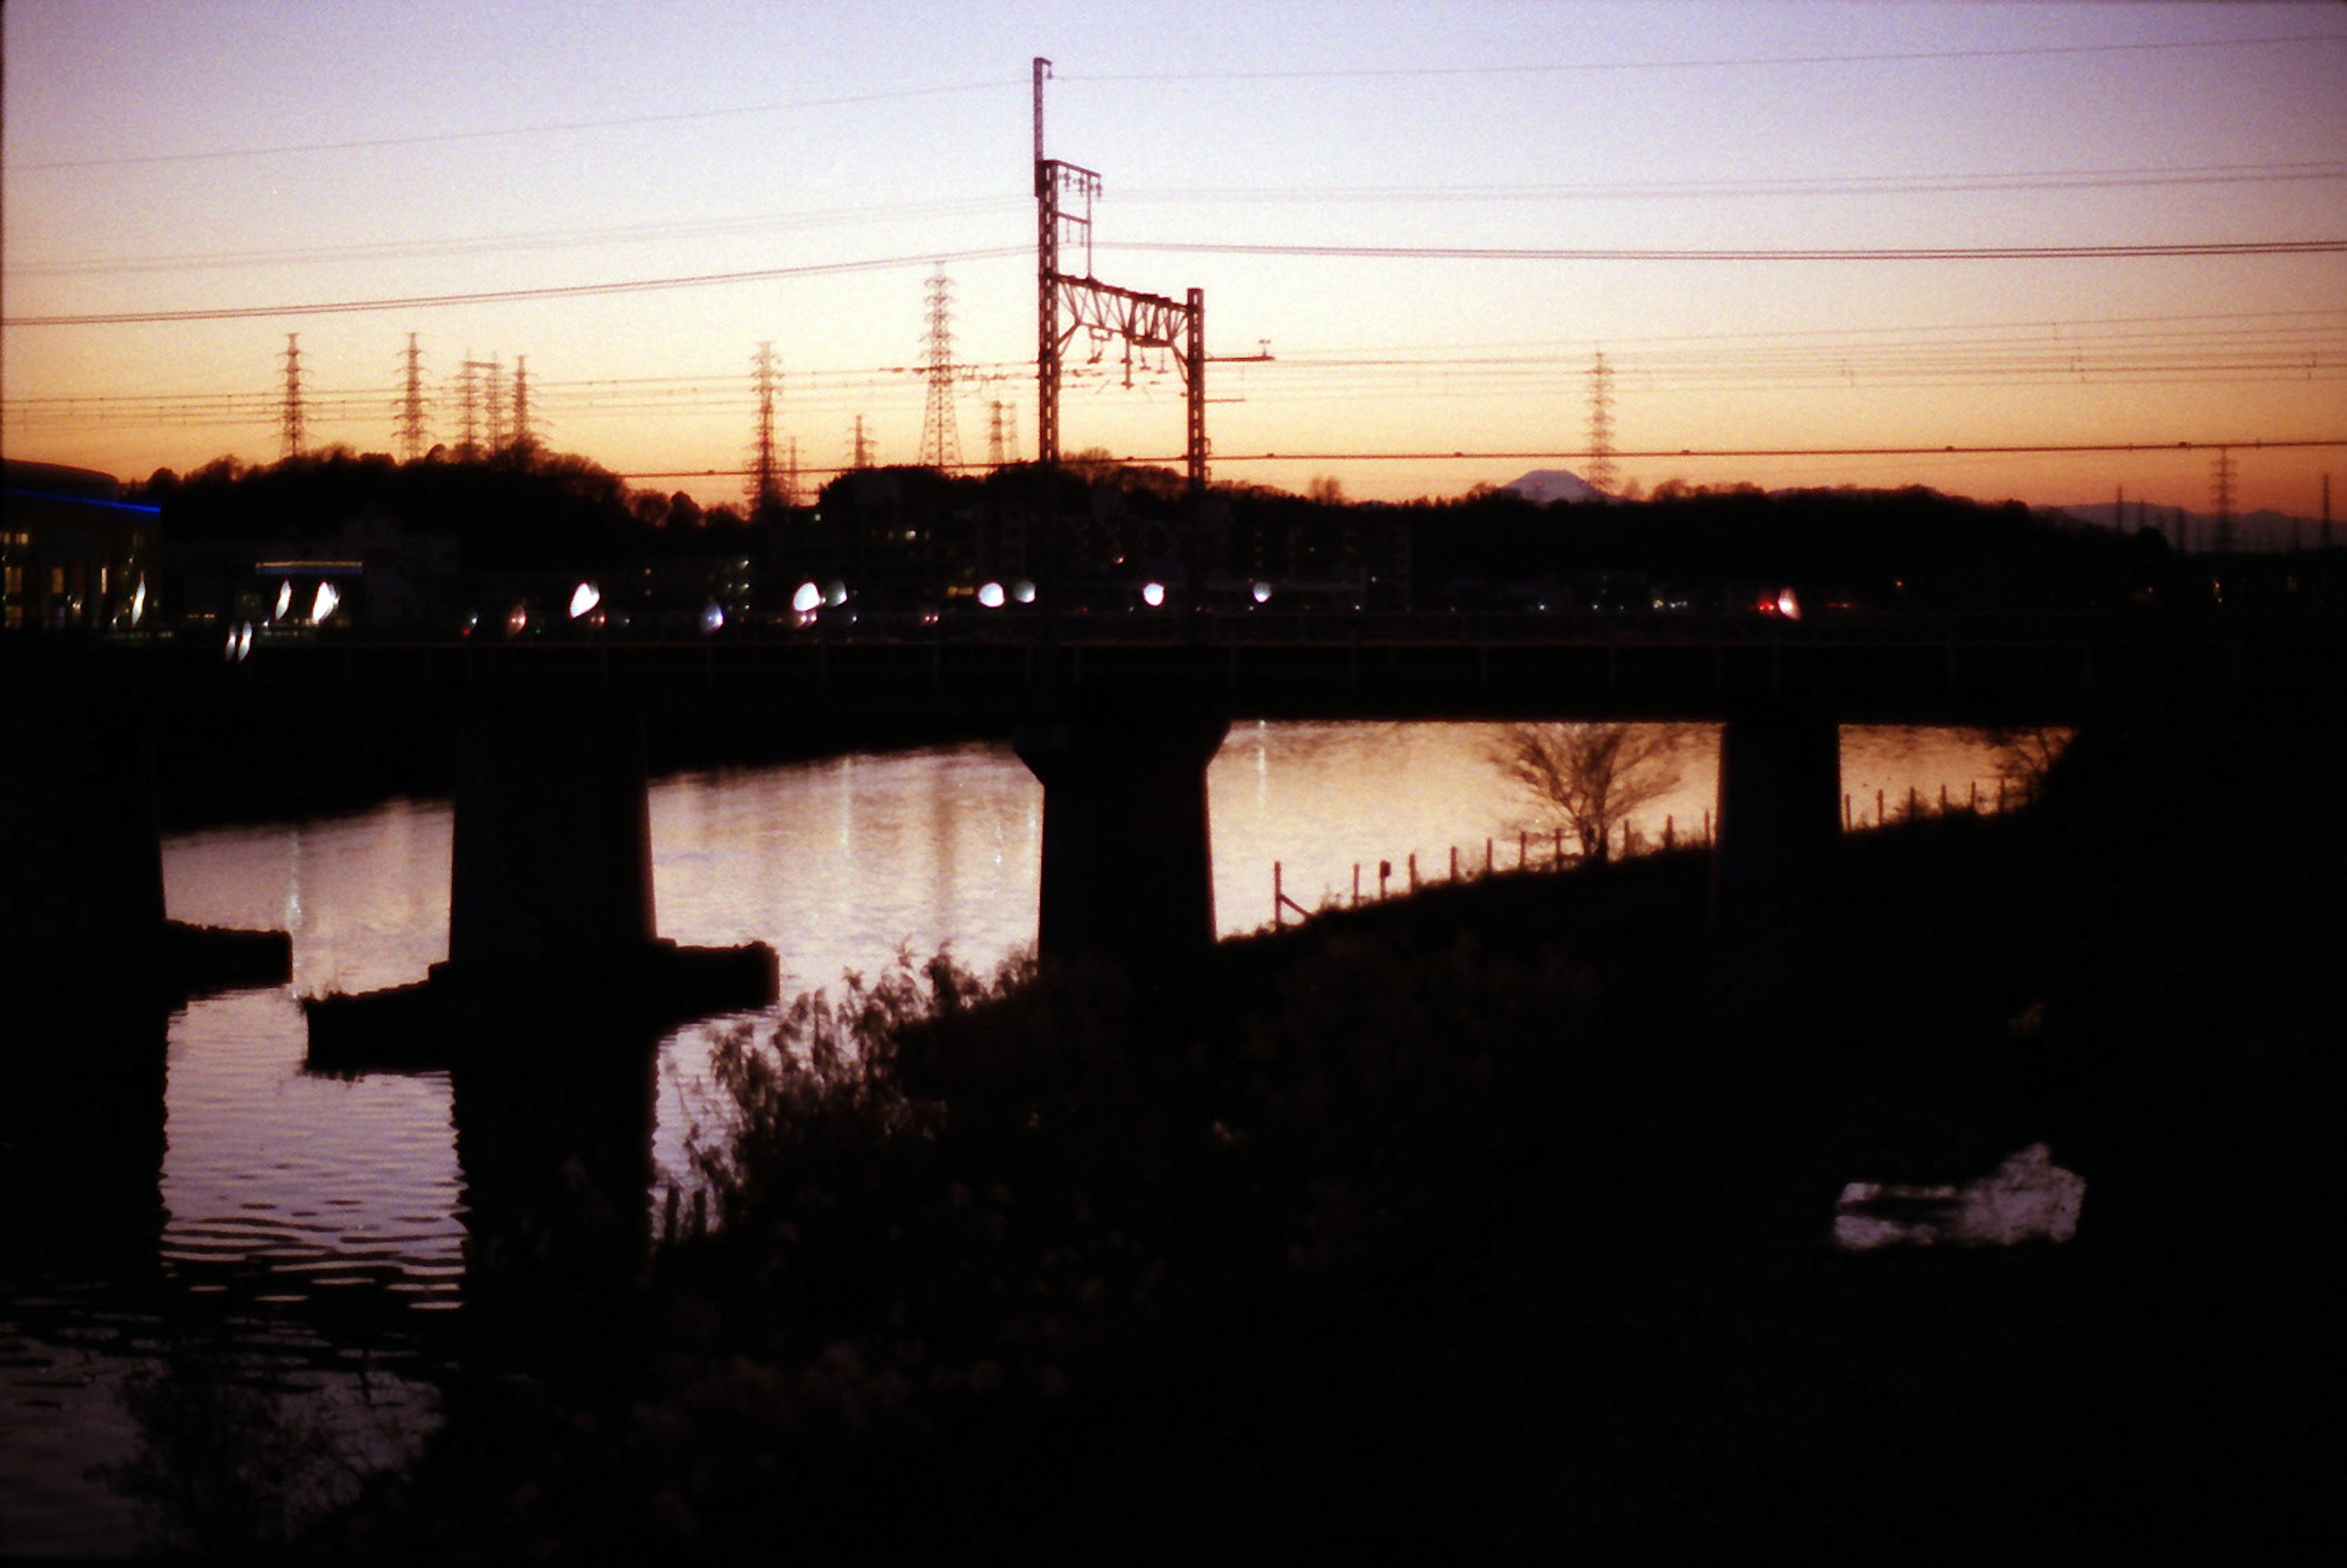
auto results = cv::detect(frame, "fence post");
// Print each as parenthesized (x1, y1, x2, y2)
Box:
(1379, 859, 1392, 899)
(1352, 863, 1362, 906)
(1519, 830, 1527, 870)
(1408, 852, 1419, 892)
(1449, 844, 1459, 881)
(1664, 815, 1675, 851)
(1876, 788, 1886, 826)
(1274, 860, 1285, 929)
(1485, 837, 1494, 876)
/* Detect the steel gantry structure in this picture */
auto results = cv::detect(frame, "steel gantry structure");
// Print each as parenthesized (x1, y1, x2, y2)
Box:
(1032, 57, 1208, 501)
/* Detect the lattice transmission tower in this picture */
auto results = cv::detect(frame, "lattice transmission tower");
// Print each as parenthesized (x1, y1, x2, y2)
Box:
(2212, 447, 2238, 553)
(395, 333, 430, 460)
(279, 333, 307, 459)
(749, 342, 784, 513)
(509, 355, 535, 456)
(918, 268, 963, 471)
(453, 356, 482, 459)
(1585, 351, 1618, 496)
(483, 357, 507, 455)
(988, 399, 1019, 469)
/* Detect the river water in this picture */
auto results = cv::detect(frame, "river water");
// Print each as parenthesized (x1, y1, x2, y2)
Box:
(0, 722, 2020, 1556)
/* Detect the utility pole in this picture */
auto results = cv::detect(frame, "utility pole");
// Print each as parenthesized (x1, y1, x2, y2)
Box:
(396, 333, 430, 461)
(1585, 351, 1617, 496)
(279, 333, 306, 460)
(918, 269, 963, 471)
(849, 415, 874, 471)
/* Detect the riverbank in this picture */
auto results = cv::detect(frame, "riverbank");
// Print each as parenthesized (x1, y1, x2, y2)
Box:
(262, 709, 2347, 1562)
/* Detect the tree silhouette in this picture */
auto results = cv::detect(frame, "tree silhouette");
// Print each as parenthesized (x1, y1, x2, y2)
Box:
(1489, 722, 1700, 864)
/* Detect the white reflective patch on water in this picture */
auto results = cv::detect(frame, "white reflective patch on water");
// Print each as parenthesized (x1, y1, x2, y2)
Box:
(1834, 1143, 2085, 1251)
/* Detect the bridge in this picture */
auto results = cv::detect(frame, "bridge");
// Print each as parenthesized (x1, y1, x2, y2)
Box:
(7, 607, 2343, 1053)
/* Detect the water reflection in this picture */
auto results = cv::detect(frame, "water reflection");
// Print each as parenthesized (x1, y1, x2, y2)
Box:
(1, 721, 2044, 1556)
(1835, 1143, 2086, 1251)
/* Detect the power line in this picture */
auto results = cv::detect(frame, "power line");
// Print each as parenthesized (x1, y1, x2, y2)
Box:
(1105, 240, 2347, 263)
(1, 247, 1031, 328)
(1071, 32, 2347, 81)
(609, 436, 2347, 484)
(21, 164, 2335, 282)
(17, 233, 2330, 332)
(23, 32, 2337, 177)
(13, 80, 1024, 172)
(9, 199, 1027, 279)
(1115, 162, 2347, 205)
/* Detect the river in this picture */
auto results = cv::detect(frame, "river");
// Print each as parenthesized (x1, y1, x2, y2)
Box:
(0, 721, 2018, 1556)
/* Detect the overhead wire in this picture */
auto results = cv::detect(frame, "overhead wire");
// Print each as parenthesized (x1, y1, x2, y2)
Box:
(17, 31, 2338, 174)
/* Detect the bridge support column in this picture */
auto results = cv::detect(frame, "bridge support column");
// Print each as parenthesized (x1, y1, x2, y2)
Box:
(1, 648, 288, 1011)
(441, 697, 659, 980)
(1708, 707, 1842, 1027)
(309, 693, 775, 1068)
(1015, 709, 1229, 973)
(0, 662, 168, 983)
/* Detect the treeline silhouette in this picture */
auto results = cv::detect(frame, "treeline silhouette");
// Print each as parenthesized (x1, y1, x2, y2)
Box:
(124, 448, 2270, 618)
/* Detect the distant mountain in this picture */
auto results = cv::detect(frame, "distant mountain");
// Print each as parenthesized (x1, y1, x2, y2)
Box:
(2054, 501, 2337, 552)
(1502, 469, 1610, 505)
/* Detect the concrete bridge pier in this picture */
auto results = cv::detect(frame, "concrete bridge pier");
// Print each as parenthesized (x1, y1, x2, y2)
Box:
(0, 658, 169, 984)
(440, 696, 659, 983)
(306, 693, 775, 1068)
(1708, 705, 1843, 1030)
(1, 648, 287, 1011)
(1015, 708, 1230, 976)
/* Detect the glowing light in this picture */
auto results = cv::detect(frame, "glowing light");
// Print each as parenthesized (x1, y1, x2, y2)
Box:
(1011, 579, 1037, 605)
(569, 581, 601, 619)
(273, 580, 292, 620)
(504, 603, 528, 637)
(237, 622, 253, 661)
(977, 581, 1006, 609)
(1141, 581, 1166, 608)
(700, 601, 725, 635)
(130, 576, 147, 626)
(1776, 587, 1802, 620)
(1251, 581, 1273, 605)
(310, 580, 339, 624)
(824, 580, 848, 609)
(792, 581, 823, 614)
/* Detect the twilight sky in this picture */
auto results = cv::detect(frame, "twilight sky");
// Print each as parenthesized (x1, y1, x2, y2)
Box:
(5, 0, 2343, 515)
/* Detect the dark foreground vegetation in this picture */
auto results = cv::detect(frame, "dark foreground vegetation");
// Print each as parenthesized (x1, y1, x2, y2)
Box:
(122, 708, 2345, 1563)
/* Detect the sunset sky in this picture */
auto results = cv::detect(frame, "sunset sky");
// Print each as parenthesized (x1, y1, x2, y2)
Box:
(6, 0, 2343, 516)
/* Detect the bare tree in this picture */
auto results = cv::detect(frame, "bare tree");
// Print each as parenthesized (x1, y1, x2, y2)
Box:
(1974, 725, 2072, 805)
(1489, 722, 1700, 864)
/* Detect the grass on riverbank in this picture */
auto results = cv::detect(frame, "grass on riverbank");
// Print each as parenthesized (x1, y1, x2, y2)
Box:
(304, 709, 2345, 1563)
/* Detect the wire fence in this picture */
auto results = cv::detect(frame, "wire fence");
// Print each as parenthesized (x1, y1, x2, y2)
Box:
(1271, 772, 2034, 931)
